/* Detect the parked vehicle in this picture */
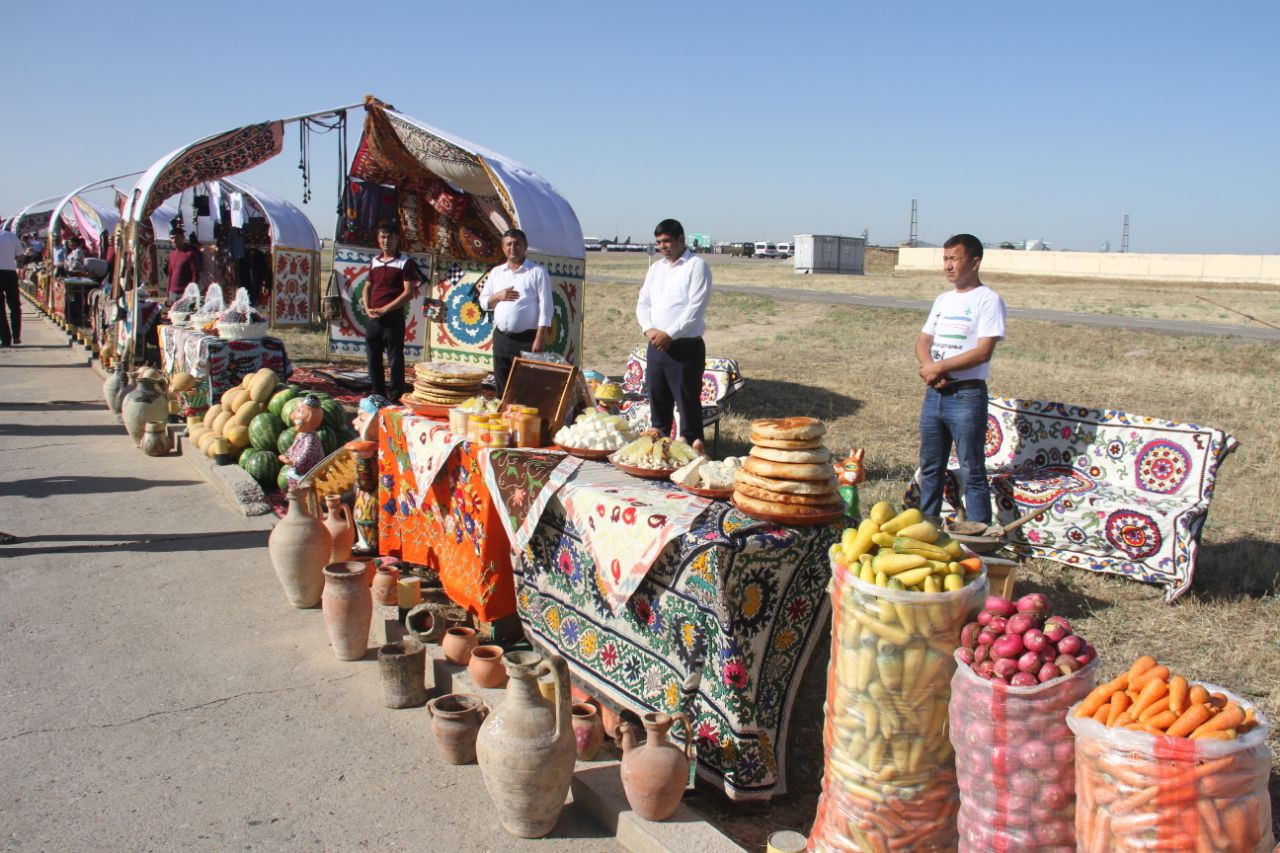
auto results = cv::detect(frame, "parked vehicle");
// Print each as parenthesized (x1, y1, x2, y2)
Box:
(776, 241, 792, 257)
(753, 241, 781, 259)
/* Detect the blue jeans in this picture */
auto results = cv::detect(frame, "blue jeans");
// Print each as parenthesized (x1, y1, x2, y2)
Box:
(918, 382, 992, 524)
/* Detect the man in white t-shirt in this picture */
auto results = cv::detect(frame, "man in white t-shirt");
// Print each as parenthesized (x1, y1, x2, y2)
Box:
(0, 228, 24, 346)
(915, 234, 1007, 525)
(479, 228, 553, 395)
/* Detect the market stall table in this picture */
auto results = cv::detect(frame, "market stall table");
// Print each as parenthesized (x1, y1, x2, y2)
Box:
(158, 325, 289, 414)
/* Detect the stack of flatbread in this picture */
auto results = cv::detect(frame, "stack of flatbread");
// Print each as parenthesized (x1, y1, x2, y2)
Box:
(407, 361, 487, 407)
(733, 417, 842, 519)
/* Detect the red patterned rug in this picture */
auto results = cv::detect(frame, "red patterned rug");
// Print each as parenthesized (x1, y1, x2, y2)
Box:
(287, 365, 370, 406)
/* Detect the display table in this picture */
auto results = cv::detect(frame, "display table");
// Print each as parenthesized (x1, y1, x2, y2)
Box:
(56, 277, 98, 328)
(158, 325, 289, 414)
(491, 451, 839, 802)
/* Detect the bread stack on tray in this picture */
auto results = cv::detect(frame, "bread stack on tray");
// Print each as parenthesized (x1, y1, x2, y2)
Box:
(407, 361, 487, 406)
(732, 417, 842, 520)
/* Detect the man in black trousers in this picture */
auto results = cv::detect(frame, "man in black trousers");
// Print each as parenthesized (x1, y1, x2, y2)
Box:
(361, 221, 423, 401)
(635, 218, 712, 452)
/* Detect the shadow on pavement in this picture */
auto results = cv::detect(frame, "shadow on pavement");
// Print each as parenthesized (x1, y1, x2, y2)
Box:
(0, 530, 267, 559)
(0, 475, 202, 498)
(0, 401, 104, 412)
(0, 423, 129, 437)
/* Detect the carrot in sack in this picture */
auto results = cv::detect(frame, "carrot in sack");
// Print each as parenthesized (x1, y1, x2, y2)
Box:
(1130, 664, 1170, 691)
(1208, 692, 1229, 710)
(1130, 676, 1169, 717)
(1106, 691, 1132, 726)
(1188, 684, 1210, 705)
(1076, 674, 1129, 717)
(1193, 730, 1236, 741)
(1165, 703, 1213, 738)
(1138, 695, 1171, 721)
(1190, 702, 1244, 738)
(1222, 801, 1257, 850)
(1127, 655, 1158, 681)
(1143, 709, 1179, 731)
(1197, 798, 1225, 843)
(1091, 703, 1111, 723)
(1168, 675, 1189, 715)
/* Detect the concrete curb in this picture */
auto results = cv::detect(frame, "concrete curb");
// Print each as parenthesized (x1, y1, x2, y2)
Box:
(178, 432, 272, 516)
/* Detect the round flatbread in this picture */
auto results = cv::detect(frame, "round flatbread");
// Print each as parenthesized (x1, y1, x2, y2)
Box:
(750, 445, 830, 464)
(749, 435, 825, 450)
(736, 468, 838, 495)
(734, 492, 842, 518)
(751, 417, 826, 441)
(734, 482, 843, 507)
(743, 456, 835, 482)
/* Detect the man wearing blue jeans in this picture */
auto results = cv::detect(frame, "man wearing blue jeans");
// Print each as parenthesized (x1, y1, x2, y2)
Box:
(915, 234, 1007, 525)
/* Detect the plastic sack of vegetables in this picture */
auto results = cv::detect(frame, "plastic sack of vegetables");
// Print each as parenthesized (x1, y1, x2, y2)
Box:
(808, 554, 986, 852)
(1068, 679, 1272, 852)
(950, 650, 1098, 851)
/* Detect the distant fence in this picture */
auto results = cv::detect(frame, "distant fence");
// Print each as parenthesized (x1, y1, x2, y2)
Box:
(896, 248, 1280, 284)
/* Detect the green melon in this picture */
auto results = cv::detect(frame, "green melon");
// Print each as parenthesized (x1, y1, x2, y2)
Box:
(243, 450, 281, 490)
(277, 426, 298, 455)
(316, 427, 338, 455)
(277, 465, 291, 492)
(267, 388, 297, 419)
(249, 412, 286, 452)
(238, 447, 260, 469)
(320, 398, 346, 432)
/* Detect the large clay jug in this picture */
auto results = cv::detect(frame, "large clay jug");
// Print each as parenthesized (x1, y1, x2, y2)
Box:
(322, 495, 355, 563)
(618, 711, 693, 821)
(103, 362, 126, 413)
(140, 422, 171, 457)
(121, 375, 168, 445)
(267, 485, 332, 608)
(321, 561, 371, 660)
(476, 651, 576, 838)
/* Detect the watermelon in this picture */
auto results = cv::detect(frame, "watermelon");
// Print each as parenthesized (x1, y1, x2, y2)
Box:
(249, 412, 286, 452)
(320, 398, 346, 432)
(243, 450, 281, 490)
(238, 447, 260, 469)
(267, 388, 297, 419)
(277, 465, 291, 491)
(277, 427, 298, 455)
(316, 427, 338, 455)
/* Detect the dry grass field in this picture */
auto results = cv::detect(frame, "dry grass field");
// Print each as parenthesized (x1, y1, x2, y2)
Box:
(285, 248, 1279, 846)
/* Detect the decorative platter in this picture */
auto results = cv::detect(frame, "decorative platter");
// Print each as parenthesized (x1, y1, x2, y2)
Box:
(553, 443, 615, 460)
(611, 458, 681, 480)
(730, 496, 846, 526)
(674, 482, 735, 500)
(399, 396, 452, 419)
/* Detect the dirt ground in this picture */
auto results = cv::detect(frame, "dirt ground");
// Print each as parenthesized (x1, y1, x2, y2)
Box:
(288, 248, 1280, 848)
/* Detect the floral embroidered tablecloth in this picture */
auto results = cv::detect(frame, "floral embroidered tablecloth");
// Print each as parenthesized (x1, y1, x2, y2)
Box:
(497, 458, 839, 801)
(377, 408, 517, 622)
(158, 326, 289, 415)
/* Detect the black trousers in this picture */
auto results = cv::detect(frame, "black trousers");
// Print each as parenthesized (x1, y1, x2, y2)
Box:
(365, 309, 406, 400)
(492, 327, 536, 397)
(646, 337, 705, 443)
(0, 271, 19, 345)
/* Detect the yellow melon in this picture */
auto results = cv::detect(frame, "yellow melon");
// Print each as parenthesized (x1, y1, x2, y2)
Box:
(170, 372, 198, 394)
(203, 403, 224, 427)
(210, 411, 232, 434)
(248, 369, 278, 404)
(224, 424, 251, 451)
(229, 401, 263, 429)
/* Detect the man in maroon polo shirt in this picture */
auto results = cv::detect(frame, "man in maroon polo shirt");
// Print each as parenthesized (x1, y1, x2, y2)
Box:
(165, 229, 202, 303)
(361, 221, 422, 401)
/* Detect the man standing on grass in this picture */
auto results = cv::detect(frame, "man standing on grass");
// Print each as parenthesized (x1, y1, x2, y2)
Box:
(635, 218, 712, 452)
(915, 233, 1006, 528)
(480, 228, 553, 396)
(361, 221, 423, 401)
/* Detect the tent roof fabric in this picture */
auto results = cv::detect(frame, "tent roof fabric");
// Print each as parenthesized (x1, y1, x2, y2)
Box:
(382, 109, 583, 259)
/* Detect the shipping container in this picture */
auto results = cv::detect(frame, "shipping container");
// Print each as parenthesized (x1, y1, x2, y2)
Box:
(793, 234, 865, 274)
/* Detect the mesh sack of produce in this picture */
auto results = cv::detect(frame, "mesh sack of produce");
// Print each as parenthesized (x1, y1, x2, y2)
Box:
(1067, 684, 1272, 853)
(950, 653, 1099, 852)
(808, 559, 986, 852)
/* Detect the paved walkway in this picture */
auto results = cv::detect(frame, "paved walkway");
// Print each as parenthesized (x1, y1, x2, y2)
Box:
(0, 301, 616, 851)
(590, 275, 1280, 342)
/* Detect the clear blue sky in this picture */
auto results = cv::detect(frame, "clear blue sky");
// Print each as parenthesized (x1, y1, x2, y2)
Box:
(4, 1, 1278, 253)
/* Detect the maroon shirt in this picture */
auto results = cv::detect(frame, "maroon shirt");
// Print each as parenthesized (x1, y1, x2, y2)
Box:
(367, 253, 422, 310)
(166, 246, 202, 298)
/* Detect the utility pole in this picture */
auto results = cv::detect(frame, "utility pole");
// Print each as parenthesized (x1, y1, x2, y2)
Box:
(908, 198, 919, 248)
(1120, 213, 1130, 253)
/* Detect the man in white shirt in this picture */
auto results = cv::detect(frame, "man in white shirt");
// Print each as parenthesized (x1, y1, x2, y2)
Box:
(635, 218, 712, 450)
(479, 228, 553, 395)
(0, 227, 24, 346)
(915, 233, 1007, 526)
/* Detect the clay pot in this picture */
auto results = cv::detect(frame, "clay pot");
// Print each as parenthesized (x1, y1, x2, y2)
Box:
(571, 703, 605, 761)
(103, 362, 125, 413)
(377, 637, 427, 708)
(404, 604, 442, 645)
(371, 564, 401, 607)
(468, 645, 508, 689)
(618, 711, 694, 821)
(121, 375, 168, 445)
(140, 422, 171, 457)
(427, 693, 488, 765)
(267, 485, 332, 608)
(442, 626, 478, 665)
(476, 651, 576, 838)
(321, 561, 372, 660)
(322, 495, 355, 563)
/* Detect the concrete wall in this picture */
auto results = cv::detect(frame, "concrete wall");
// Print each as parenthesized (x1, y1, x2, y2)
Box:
(896, 248, 1280, 284)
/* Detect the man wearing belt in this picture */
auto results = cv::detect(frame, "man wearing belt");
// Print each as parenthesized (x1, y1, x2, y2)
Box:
(479, 228, 552, 395)
(915, 233, 1007, 525)
(635, 218, 712, 451)
(362, 221, 423, 401)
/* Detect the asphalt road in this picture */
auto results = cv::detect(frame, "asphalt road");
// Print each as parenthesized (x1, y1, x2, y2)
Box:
(0, 303, 617, 852)
(591, 275, 1280, 342)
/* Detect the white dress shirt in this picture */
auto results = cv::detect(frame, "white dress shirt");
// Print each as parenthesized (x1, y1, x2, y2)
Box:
(0, 230, 22, 272)
(479, 259, 553, 333)
(635, 249, 711, 339)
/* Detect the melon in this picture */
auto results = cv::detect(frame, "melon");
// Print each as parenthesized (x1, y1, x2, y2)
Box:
(320, 399, 346, 432)
(316, 427, 338, 455)
(230, 401, 263, 429)
(249, 412, 286, 452)
(207, 436, 230, 458)
(276, 464, 291, 492)
(243, 451, 282, 490)
(195, 432, 217, 453)
(210, 411, 232, 435)
(280, 396, 303, 425)
(224, 424, 251, 451)
(238, 447, 260, 468)
(203, 403, 224, 427)
(225, 388, 249, 412)
(267, 388, 297, 419)
(248, 369, 278, 404)
(170, 372, 198, 394)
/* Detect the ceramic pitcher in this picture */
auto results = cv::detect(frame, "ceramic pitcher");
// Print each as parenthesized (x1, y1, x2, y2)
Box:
(618, 711, 694, 821)
(121, 374, 168, 445)
(475, 651, 576, 838)
(322, 495, 355, 563)
(267, 485, 332, 608)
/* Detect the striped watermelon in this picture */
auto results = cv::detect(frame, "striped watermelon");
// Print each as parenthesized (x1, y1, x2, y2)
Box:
(249, 412, 286, 452)
(277, 465, 291, 492)
(242, 450, 281, 490)
(316, 427, 338, 455)
(267, 388, 297, 419)
(277, 427, 298, 455)
(320, 398, 346, 432)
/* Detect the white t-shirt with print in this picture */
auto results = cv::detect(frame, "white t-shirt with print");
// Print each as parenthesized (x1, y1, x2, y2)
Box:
(920, 285, 1007, 381)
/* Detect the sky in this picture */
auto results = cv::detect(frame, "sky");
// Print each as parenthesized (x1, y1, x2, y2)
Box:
(4, 0, 1278, 253)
